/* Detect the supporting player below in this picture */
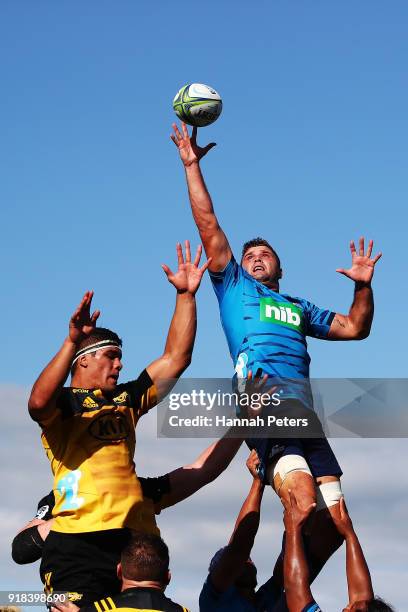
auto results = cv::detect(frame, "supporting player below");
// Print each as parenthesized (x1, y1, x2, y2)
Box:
(282, 493, 394, 612)
(50, 531, 190, 612)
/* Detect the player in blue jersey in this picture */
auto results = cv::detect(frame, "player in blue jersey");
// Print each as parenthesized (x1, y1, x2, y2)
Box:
(171, 122, 382, 584)
(200, 450, 281, 611)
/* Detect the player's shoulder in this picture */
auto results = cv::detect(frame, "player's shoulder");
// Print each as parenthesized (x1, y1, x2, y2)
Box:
(99, 588, 189, 612)
(118, 369, 155, 402)
(280, 292, 312, 308)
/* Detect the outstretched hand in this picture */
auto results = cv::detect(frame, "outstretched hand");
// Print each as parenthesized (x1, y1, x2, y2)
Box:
(336, 237, 382, 284)
(282, 489, 316, 532)
(171, 122, 216, 166)
(246, 449, 262, 480)
(331, 496, 354, 537)
(51, 601, 80, 612)
(69, 291, 100, 345)
(162, 241, 212, 295)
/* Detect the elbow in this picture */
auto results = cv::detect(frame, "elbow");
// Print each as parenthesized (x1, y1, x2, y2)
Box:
(177, 353, 192, 374)
(355, 327, 370, 340)
(198, 217, 220, 236)
(165, 352, 192, 378)
(28, 394, 47, 416)
(12, 537, 29, 565)
(12, 528, 44, 564)
(28, 393, 52, 422)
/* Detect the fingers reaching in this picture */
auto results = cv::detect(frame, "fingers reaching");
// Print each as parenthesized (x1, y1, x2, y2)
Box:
(184, 239, 191, 263)
(172, 123, 183, 142)
(182, 122, 189, 140)
(199, 256, 212, 274)
(359, 236, 365, 256)
(72, 291, 93, 319)
(192, 126, 197, 144)
(90, 310, 100, 324)
(176, 242, 184, 266)
(203, 142, 217, 154)
(161, 263, 174, 279)
(193, 244, 202, 267)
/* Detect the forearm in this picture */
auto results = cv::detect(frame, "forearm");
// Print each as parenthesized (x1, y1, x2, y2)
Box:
(348, 283, 374, 338)
(284, 528, 312, 608)
(187, 436, 243, 483)
(229, 479, 264, 554)
(163, 292, 196, 372)
(29, 338, 76, 414)
(345, 530, 374, 601)
(185, 162, 219, 233)
(160, 437, 242, 511)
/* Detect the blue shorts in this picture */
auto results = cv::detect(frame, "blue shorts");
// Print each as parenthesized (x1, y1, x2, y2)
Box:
(246, 399, 342, 484)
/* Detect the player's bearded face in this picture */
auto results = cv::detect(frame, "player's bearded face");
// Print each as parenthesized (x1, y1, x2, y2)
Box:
(242, 247, 281, 284)
(81, 347, 123, 392)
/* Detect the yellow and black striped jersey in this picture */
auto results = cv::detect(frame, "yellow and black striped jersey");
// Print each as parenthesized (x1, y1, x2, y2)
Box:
(40, 370, 159, 534)
(84, 588, 190, 612)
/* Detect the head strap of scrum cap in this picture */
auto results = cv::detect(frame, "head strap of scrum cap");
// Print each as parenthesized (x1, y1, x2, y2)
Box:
(72, 339, 121, 365)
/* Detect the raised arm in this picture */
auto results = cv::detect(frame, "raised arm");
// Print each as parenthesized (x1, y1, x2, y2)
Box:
(209, 450, 264, 593)
(28, 291, 100, 423)
(282, 490, 317, 612)
(333, 498, 374, 604)
(328, 237, 382, 340)
(157, 373, 268, 510)
(156, 437, 243, 512)
(171, 122, 232, 271)
(146, 241, 210, 395)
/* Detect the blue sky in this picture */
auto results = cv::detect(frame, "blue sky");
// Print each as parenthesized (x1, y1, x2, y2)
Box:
(1, 1, 407, 610)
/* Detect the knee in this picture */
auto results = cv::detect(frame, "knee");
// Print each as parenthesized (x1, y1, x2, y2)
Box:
(315, 479, 343, 513)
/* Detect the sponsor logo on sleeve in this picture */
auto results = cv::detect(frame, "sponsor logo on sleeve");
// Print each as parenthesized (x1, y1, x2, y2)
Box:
(113, 391, 129, 405)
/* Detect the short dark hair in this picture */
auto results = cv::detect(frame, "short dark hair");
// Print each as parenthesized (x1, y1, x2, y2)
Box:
(76, 327, 122, 352)
(121, 531, 170, 584)
(368, 599, 395, 612)
(241, 237, 281, 268)
(71, 327, 122, 374)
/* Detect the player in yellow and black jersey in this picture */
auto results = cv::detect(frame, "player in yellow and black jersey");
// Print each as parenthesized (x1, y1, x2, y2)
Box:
(50, 532, 190, 612)
(28, 242, 210, 606)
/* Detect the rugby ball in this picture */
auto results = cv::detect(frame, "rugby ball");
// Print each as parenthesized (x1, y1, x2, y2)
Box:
(173, 83, 222, 127)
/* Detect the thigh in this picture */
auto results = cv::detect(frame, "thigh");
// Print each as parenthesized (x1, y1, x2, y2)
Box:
(301, 437, 343, 479)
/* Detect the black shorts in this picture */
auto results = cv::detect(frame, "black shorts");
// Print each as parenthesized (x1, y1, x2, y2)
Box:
(40, 529, 129, 607)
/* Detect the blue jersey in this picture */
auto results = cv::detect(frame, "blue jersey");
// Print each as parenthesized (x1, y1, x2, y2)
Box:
(209, 258, 335, 407)
(302, 603, 321, 612)
(199, 575, 278, 611)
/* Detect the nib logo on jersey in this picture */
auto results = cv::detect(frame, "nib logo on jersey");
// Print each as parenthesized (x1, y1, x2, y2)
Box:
(260, 298, 304, 332)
